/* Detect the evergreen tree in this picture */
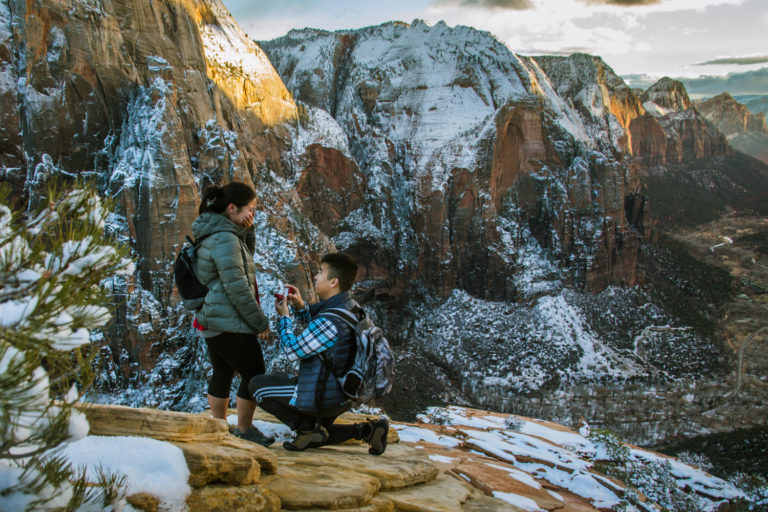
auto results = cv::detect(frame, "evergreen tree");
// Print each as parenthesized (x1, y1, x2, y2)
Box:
(0, 183, 133, 510)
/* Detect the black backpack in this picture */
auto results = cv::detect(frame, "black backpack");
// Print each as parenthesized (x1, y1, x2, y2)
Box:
(319, 305, 395, 405)
(173, 234, 211, 311)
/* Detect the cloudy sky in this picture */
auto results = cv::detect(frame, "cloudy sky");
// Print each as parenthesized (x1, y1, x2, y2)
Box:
(221, 0, 767, 87)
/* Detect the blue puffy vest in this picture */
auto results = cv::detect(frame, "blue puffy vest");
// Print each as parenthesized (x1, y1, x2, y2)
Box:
(294, 292, 356, 413)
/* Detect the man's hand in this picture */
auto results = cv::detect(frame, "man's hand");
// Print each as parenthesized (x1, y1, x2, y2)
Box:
(275, 295, 290, 317)
(286, 284, 305, 309)
(257, 328, 271, 341)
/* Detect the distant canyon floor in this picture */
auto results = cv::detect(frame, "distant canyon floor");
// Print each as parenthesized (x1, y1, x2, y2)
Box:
(655, 211, 768, 477)
(382, 210, 768, 478)
(554, 211, 765, 475)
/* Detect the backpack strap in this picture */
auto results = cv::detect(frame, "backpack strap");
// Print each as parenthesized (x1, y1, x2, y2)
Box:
(318, 308, 358, 330)
(316, 307, 358, 380)
(189, 233, 213, 247)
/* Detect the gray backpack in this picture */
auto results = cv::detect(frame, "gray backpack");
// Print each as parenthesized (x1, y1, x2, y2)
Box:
(319, 306, 395, 405)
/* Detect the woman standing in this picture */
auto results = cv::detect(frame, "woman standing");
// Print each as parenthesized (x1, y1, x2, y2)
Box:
(192, 182, 273, 446)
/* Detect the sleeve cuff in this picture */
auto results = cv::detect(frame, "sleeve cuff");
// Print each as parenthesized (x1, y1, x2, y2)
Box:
(278, 315, 293, 331)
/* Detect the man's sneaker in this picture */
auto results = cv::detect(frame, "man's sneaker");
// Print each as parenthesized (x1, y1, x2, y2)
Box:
(283, 424, 329, 451)
(363, 418, 389, 455)
(233, 426, 275, 447)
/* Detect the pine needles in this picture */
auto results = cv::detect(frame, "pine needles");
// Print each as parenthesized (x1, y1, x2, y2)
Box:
(0, 182, 134, 511)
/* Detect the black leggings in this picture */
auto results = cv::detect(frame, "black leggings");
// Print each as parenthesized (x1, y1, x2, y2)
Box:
(249, 373, 360, 443)
(205, 332, 265, 400)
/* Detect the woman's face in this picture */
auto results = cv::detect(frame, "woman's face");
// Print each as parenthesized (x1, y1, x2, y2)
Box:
(226, 199, 257, 228)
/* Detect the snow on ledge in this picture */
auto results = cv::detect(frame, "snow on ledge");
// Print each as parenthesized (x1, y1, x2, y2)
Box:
(60, 435, 190, 511)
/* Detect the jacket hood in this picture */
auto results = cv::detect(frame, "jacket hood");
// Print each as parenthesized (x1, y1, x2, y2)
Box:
(192, 212, 246, 240)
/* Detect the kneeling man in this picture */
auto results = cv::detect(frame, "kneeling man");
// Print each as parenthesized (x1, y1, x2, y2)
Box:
(249, 253, 389, 453)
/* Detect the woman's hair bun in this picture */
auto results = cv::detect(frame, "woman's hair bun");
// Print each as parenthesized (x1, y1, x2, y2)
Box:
(198, 182, 255, 215)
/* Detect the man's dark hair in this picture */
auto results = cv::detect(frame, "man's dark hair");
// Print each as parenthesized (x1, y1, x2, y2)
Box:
(321, 253, 358, 292)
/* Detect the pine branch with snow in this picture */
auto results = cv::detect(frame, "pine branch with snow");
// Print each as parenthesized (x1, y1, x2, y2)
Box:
(0, 183, 134, 511)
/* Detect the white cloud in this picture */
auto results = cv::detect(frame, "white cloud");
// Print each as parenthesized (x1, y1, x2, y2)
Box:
(633, 41, 653, 53)
(237, 15, 310, 41)
(222, 0, 764, 79)
(424, 1, 639, 56)
(423, 0, 759, 77)
(606, 0, 743, 10)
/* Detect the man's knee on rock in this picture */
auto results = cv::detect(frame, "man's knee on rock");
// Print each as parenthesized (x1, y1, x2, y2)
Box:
(248, 374, 264, 397)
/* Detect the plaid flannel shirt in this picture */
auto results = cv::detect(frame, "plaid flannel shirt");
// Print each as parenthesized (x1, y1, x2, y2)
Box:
(277, 305, 337, 362)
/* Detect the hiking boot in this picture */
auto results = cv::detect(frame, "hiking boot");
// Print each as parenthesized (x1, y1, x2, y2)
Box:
(363, 418, 389, 455)
(233, 426, 275, 447)
(283, 424, 329, 452)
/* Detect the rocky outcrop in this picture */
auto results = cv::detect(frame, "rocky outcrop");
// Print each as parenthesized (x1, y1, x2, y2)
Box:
(734, 94, 768, 116)
(534, 63, 732, 172)
(696, 93, 768, 164)
(73, 403, 744, 511)
(627, 114, 672, 169)
(696, 93, 767, 135)
(490, 102, 558, 208)
(296, 144, 366, 235)
(628, 110, 729, 168)
(630, 77, 729, 168)
(538, 67, 767, 227)
(80, 403, 278, 485)
(641, 77, 691, 112)
(75, 403, 514, 511)
(625, 78, 768, 228)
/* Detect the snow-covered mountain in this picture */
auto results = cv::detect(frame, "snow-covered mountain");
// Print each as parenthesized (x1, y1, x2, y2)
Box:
(262, 23, 648, 298)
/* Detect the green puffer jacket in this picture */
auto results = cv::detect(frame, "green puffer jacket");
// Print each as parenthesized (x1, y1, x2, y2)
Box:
(192, 212, 268, 334)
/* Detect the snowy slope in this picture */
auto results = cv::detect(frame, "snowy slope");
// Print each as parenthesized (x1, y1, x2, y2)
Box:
(399, 406, 747, 511)
(200, 1, 281, 82)
(265, 21, 602, 189)
(405, 284, 724, 401)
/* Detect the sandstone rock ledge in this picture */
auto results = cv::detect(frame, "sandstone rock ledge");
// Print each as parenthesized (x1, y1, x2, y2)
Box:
(77, 403, 643, 511)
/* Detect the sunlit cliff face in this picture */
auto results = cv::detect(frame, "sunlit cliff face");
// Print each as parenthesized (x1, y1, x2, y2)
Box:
(196, 0, 297, 127)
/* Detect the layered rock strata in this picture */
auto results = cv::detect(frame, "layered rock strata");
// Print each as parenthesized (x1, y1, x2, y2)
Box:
(76, 403, 514, 511)
(536, 59, 768, 224)
(74, 403, 743, 511)
(631, 78, 729, 168)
